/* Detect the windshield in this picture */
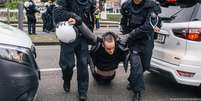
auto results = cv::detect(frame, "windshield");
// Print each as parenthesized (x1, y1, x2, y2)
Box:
(159, 5, 196, 23)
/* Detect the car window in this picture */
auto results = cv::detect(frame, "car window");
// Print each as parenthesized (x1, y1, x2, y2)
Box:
(192, 4, 201, 21)
(160, 5, 196, 23)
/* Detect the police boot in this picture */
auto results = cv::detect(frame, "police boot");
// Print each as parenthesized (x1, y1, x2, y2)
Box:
(132, 92, 141, 101)
(63, 80, 70, 92)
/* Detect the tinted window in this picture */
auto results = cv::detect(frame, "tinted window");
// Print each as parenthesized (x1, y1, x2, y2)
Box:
(159, 5, 196, 23)
(192, 4, 201, 21)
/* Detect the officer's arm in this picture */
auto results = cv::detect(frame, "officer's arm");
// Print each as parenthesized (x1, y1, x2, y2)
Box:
(129, 4, 161, 40)
(120, 3, 130, 34)
(91, 0, 97, 14)
(53, 6, 82, 25)
(90, 0, 97, 31)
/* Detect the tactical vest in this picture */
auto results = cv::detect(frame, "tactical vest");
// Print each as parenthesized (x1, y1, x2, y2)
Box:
(71, 0, 95, 30)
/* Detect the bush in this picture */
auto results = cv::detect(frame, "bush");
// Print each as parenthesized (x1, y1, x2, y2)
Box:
(102, 13, 121, 22)
(9, 0, 18, 9)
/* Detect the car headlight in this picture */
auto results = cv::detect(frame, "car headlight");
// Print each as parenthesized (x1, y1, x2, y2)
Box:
(0, 44, 33, 66)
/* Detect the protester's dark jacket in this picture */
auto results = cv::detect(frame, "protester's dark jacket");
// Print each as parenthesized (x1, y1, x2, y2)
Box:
(120, 0, 161, 51)
(53, 0, 96, 31)
(90, 39, 129, 72)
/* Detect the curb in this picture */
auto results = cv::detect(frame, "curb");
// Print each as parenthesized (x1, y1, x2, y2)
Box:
(33, 42, 59, 46)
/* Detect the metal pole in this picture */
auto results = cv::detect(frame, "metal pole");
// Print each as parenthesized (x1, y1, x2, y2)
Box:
(6, 0, 10, 24)
(18, 0, 24, 30)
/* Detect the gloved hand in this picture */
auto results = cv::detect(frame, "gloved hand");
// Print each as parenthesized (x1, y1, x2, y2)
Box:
(119, 34, 129, 46)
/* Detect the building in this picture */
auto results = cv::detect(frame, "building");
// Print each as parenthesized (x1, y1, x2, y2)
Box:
(105, 0, 121, 13)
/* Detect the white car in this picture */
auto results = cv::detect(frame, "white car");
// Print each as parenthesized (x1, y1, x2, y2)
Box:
(150, 3, 201, 92)
(0, 22, 40, 101)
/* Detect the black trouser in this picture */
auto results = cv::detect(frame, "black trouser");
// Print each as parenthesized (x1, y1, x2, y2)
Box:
(27, 15, 36, 34)
(128, 50, 145, 93)
(128, 40, 154, 93)
(59, 37, 89, 97)
(42, 13, 47, 32)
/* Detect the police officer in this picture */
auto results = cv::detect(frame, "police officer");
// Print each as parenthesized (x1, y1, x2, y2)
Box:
(53, 0, 96, 101)
(42, 2, 49, 32)
(120, 0, 161, 101)
(46, 1, 56, 32)
(24, 0, 40, 34)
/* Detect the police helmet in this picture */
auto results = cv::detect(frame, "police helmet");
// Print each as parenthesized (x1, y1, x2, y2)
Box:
(24, 1, 30, 7)
(44, 2, 50, 7)
(56, 22, 78, 44)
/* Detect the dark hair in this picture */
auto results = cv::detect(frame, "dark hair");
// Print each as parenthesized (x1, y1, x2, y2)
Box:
(102, 32, 118, 43)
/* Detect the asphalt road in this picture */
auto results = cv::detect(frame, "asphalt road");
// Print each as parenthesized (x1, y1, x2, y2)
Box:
(35, 45, 201, 101)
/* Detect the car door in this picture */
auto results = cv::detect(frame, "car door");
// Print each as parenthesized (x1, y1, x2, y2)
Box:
(184, 4, 201, 66)
(152, 6, 196, 65)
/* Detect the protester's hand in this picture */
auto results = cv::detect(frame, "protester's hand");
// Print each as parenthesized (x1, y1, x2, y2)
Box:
(68, 18, 76, 25)
(154, 26, 160, 33)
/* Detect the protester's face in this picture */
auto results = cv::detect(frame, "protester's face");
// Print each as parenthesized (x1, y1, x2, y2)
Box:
(103, 40, 115, 55)
(133, 0, 143, 5)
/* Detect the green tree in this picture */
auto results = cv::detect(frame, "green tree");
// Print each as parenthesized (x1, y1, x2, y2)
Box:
(6, 0, 18, 9)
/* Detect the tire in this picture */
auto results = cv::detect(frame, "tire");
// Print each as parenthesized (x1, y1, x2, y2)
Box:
(198, 85, 201, 96)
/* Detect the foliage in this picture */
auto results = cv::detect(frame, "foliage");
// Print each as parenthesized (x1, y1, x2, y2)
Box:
(6, 0, 18, 9)
(102, 14, 121, 22)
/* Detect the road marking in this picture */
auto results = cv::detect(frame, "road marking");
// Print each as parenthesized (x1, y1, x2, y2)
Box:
(40, 63, 129, 72)
(40, 68, 61, 72)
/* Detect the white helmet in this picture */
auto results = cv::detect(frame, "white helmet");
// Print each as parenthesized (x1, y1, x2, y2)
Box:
(44, 2, 50, 7)
(56, 21, 77, 44)
(24, 1, 30, 7)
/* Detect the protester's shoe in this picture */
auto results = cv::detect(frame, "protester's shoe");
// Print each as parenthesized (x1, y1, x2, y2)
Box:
(132, 92, 141, 101)
(127, 83, 132, 90)
(79, 96, 87, 101)
(63, 80, 70, 92)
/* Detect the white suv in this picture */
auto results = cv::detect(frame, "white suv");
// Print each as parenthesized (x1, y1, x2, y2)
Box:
(150, 3, 201, 92)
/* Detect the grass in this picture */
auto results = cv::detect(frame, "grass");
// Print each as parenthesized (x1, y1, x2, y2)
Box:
(30, 34, 59, 44)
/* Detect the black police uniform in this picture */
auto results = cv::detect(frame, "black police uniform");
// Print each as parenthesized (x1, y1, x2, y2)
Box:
(120, 0, 161, 94)
(46, 3, 56, 32)
(24, 0, 39, 34)
(53, 0, 96, 99)
(42, 5, 49, 32)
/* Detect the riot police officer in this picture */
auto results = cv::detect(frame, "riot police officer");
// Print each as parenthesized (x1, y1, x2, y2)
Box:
(24, 0, 40, 34)
(53, 0, 96, 101)
(120, 0, 161, 101)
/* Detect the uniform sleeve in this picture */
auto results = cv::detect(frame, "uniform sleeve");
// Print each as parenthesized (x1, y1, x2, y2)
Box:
(91, 0, 97, 13)
(129, 2, 161, 40)
(90, 0, 97, 31)
(53, 6, 82, 25)
(120, 2, 130, 34)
